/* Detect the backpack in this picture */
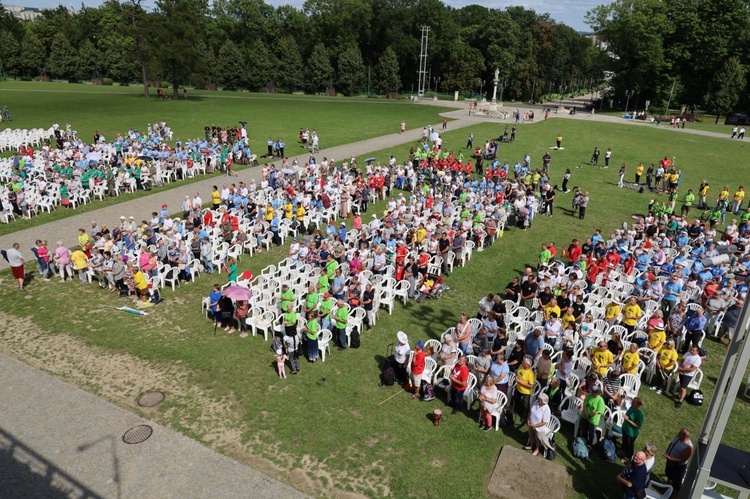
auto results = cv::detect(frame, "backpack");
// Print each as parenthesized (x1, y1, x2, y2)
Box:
(350, 328, 361, 348)
(497, 407, 513, 428)
(572, 436, 589, 460)
(600, 438, 617, 462)
(545, 435, 558, 461)
(687, 389, 704, 406)
(381, 367, 396, 386)
(422, 383, 435, 401)
(149, 289, 163, 304)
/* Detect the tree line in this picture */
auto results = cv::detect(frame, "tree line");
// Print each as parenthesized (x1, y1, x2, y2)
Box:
(1, 0, 747, 117)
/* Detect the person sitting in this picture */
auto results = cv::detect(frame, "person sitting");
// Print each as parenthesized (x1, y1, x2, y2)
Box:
(602, 370, 623, 409)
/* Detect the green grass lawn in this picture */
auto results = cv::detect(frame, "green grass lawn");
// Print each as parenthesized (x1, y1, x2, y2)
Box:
(1, 106, 749, 497)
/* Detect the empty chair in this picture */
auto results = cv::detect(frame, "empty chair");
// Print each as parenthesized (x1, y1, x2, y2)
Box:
(318, 329, 333, 362)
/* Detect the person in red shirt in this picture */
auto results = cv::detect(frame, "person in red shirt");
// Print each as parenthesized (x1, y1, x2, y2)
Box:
(395, 241, 408, 265)
(410, 341, 426, 399)
(567, 239, 582, 263)
(448, 356, 469, 414)
(586, 259, 601, 289)
(548, 241, 557, 258)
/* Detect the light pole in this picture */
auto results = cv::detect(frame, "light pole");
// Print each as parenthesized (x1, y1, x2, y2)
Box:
(498, 77, 506, 104)
(624, 89, 634, 114)
(434, 77, 440, 94)
(479, 79, 485, 100)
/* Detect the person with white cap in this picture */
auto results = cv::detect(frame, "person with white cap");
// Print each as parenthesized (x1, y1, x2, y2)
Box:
(393, 331, 411, 385)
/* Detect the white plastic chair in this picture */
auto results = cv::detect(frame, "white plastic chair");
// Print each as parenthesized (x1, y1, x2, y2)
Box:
(433, 364, 451, 390)
(666, 367, 703, 393)
(619, 373, 641, 399)
(318, 329, 333, 362)
(644, 481, 673, 499)
(481, 391, 508, 431)
(559, 396, 582, 426)
(462, 373, 478, 408)
(163, 267, 181, 291)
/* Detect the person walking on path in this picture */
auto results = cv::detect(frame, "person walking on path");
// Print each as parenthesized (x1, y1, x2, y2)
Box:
(400, 121, 405, 134)
(4, 243, 25, 289)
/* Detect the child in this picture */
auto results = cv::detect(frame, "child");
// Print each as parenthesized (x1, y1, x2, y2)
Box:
(275, 348, 288, 379)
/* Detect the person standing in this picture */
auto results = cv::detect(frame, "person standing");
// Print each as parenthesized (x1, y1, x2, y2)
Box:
(604, 147, 612, 167)
(578, 192, 589, 220)
(466, 132, 474, 149)
(442, 118, 447, 130)
(580, 384, 605, 446)
(304, 311, 321, 362)
(621, 397, 645, 463)
(556, 133, 563, 149)
(400, 121, 406, 134)
(448, 356, 469, 415)
(410, 340, 426, 399)
(5, 243, 25, 289)
(675, 346, 702, 408)
(664, 429, 694, 496)
(525, 393, 551, 456)
(334, 299, 349, 350)
(618, 163, 626, 187)
(513, 357, 535, 423)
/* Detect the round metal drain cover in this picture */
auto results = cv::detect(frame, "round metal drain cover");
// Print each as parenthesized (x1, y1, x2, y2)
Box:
(122, 425, 153, 444)
(137, 391, 165, 407)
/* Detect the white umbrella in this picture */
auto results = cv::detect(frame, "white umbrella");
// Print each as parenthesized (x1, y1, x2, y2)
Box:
(86, 151, 102, 162)
(429, 132, 439, 142)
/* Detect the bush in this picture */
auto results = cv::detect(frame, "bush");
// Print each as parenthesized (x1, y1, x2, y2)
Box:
(102, 78, 114, 86)
(160, 81, 170, 89)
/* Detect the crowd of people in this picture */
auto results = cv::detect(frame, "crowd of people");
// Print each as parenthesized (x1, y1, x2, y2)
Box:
(0, 121, 255, 223)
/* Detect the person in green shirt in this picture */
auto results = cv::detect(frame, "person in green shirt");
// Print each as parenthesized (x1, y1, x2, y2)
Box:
(580, 385, 605, 446)
(305, 311, 321, 362)
(680, 189, 695, 217)
(317, 273, 329, 294)
(283, 303, 298, 337)
(319, 292, 334, 331)
(538, 243, 552, 266)
(334, 299, 349, 350)
(305, 285, 319, 319)
(280, 284, 295, 314)
(325, 255, 338, 279)
(621, 397, 644, 463)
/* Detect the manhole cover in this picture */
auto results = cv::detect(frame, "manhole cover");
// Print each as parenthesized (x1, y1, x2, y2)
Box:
(137, 391, 165, 407)
(122, 425, 153, 444)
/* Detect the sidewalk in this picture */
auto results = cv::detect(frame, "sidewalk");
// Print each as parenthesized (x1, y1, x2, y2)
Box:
(0, 118, 474, 258)
(0, 352, 306, 498)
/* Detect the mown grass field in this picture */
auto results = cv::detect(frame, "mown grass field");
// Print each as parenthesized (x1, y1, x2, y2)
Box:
(0, 87, 749, 497)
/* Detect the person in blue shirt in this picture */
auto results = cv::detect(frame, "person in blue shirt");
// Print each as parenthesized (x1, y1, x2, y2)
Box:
(338, 225, 347, 243)
(524, 329, 545, 360)
(682, 307, 707, 353)
(208, 284, 223, 327)
(662, 275, 682, 316)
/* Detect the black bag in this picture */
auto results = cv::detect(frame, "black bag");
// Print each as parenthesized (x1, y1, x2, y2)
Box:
(687, 389, 704, 406)
(497, 407, 513, 427)
(119, 288, 130, 297)
(381, 367, 396, 386)
(546, 435, 558, 460)
(350, 328, 361, 348)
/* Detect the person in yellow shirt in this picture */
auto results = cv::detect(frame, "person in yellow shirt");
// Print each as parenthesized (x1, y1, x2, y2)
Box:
(70, 245, 89, 284)
(513, 357, 536, 422)
(264, 204, 274, 222)
(605, 301, 621, 326)
(283, 200, 294, 219)
(211, 186, 221, 209)
(621, 343, 640, 375)
(416, 223, 427, 244)
(652, 340, 677, 394)
(732, 186, 745, 214)
(544, 298, 561, 321)
(130, 264, 149, 302)
(635, 163, 644, 184)
(561, 308, 577, 331)
(647, 328, 666, 351)
(592, 341, 614, 376)
(621, 296, 643, 333)
(718, 186, 730, 203)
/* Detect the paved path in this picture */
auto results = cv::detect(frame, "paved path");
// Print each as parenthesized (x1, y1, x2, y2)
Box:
(0, 352, 306, 498)
(0, 117, 475, 258)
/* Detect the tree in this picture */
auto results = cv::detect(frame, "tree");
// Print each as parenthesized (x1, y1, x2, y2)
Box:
(373, 46, 400, 94)
(101, 34, 138, 83)
(127, 0, 154, 98)
(216, 40, 246, 89)
(274, 36, 303, 93)
(705, 57, 746, 123)
(76, 39, 102, 81)
(21, 31, 47, 77)
(0, 30, 21, 76)
(306, 43, 334, 94)
(337, 45, 365, 96)
(48, 33, 78, 81)
(246, 39, 275, 91)
(437, 39, 484, 93)
(155, 0, 205, 100)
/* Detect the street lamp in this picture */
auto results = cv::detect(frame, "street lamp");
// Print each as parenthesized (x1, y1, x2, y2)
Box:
(434, 77, 440, 94)
(624, 89, 634, 114)
(498, 77, 506, 104)
(479, 79, 485, 100)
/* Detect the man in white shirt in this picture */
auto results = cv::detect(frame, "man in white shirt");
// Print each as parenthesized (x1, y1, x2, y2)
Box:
(192, 192, 202, 209)
(6, 242, 25, 289)
(675, 346, 702, 408)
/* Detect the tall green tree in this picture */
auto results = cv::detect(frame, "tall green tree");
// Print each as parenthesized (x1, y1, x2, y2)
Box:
(126, 0, 154, 98)
(306, 43, 334, 94)
(155, 0, 205, 99)
(336, 45, 365, 96)
(75, 39, 102, 81)
(0, 30, 21, 76)
(438, 39, 483, 93)
(21, 31, 47, 77)
(705, 57, 746, 123)
(373, 46, 401, 94)
(274, 36, 303, 93)
(246, 39, 275, 91)
(48, 33, 78, 81)
(101, 34, 137, 83)
(216, 40, 246, 89)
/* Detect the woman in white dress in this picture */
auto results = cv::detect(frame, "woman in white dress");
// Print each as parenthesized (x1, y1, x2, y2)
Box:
(478, 376, 500, 431)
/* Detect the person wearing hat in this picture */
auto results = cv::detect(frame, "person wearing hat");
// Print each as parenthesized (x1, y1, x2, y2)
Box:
(393, 331, 411, 384)
(580, 382, 605, 446)
(409, 341, 426, 399)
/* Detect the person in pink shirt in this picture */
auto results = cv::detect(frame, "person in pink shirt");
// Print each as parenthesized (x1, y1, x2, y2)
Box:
(353, 214, 362, 230)
(138, 248, 150, 272)
(53, 241, 73, 282)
